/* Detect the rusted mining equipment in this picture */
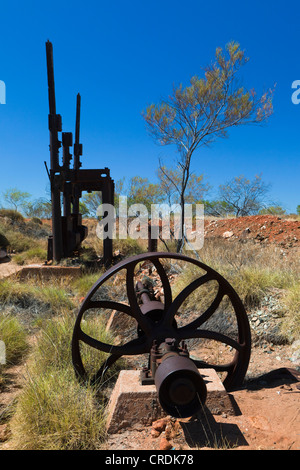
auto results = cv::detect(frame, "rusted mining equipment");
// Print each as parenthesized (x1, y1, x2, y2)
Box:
(45, 41, 114, 265)
(72, 252, 251, 419)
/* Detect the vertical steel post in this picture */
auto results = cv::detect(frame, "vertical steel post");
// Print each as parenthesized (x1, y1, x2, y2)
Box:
(46, 40, 63, 262)
(73, 93, 82, 215)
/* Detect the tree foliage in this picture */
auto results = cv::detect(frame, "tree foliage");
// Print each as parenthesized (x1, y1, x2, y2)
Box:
(258, 205, 286, 216)
(81, 191, 102, 217)
(23, 198, 52, 219)
(202, 199, 234, 217)
(2, 188, 31, 213)
(127, 176, 164, 213)
(144, 42, 273, 152)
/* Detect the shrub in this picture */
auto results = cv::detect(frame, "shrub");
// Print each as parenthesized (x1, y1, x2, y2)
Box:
(0, 209, 24, 224)
(114, 237, 144, 256)
(14, 247, 47, 265)
(172, 238, 299, 314)
(227, 267, 292, 308)
(2, 230, 35, 253)
(280, 282, 300, 342)
(30, 217, 43, 225)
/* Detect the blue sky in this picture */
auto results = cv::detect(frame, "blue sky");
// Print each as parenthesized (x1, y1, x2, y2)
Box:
(0, 0, 299, 212)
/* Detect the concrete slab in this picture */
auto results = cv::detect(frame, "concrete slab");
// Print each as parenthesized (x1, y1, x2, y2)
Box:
(16, 264, 82, 280)
(106, 369, 236, 434)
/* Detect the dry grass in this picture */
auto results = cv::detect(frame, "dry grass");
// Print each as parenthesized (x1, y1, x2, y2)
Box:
(173, 238, 300, 342)
(0, 215, 49, 265)
(280, 281, 300, 341)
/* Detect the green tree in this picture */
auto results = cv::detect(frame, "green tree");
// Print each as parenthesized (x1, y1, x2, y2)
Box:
(219, 174, 270, 217)
(81, 178, 127, 217)
(23, 198, 52, 219)
(79, 201, 90, 218)
(143, 41, 274, 251)
(2, 187, 31, 213)
(81, 191, 102, 217)
(296, 205, 300, 216)
(258, 205, 286, 216)
(114, 177, 126, 209)
(157, 164, 209, 205)
(203, 199, 234, 217)
(127, 176, 164, 213)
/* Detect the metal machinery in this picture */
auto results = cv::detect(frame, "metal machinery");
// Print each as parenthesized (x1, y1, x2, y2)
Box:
(72, 252, 251, 418)
(46, 41, 114, 265)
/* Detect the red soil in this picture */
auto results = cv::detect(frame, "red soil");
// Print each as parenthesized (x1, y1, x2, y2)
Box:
(204, 215, 300, 248)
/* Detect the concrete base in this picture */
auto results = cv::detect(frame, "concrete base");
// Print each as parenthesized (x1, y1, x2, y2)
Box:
(15, 264, 82, 280)
(106, 369, 236, 434)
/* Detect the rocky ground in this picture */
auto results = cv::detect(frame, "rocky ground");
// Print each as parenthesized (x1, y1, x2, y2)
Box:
(204, 214, 300, 249)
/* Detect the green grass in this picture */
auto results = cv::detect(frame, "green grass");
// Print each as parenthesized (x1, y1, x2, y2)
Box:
(14, 247, 47, 265)
(0, 313, 29, 366)
(71, 272, 104, 298)
(114, 237, 144, 256)
(4, 230, 37, 252)
(172, 262, 292, 311)
(9, 367, 107, 450)
(0, 312, 29, 386)
(0, 278, 75, 315)
(0, 214, 49, 265)
(31, 312, 121, 378)
(0, 269, 124, 449)
(8, 313, 123, 450)
(226, 266, 293, 308)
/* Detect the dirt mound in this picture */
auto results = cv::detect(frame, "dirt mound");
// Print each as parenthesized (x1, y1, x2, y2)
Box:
(204, 215, 300, 248)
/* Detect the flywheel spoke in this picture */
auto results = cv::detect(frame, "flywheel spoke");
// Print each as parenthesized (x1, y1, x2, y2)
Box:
(191, 358, 235, 373)
(162, 272, 212, 326)
(83, 299, 134, 317)
(177, 327, 243, 352)
(78, 329, 149, 356)
(179, 286, 225, 332)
